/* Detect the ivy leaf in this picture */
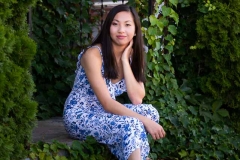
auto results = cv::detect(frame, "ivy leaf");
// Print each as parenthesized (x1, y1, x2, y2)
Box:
(163, 54, 171, 63)
(148, 27, 157, 35)
(156, 21, 164, 31)
(50, 143, 58, 152)
(56, 25, 64, 35)
(179, 150, 188, 158)
(162, 6, 171, 17)
(82, 23, 91, 33)
(170, 78, 178, 89)
(149, 15, 158, 26)
(214, 151, 224, 159)
(217, 109, 229, 117)
(165, 34, 173, 41)
(188, 106, 197, 115)
(56, 7, 65, 15)
(71, 141, 82, 151)
(39, 152, 46, 160)
(212, 100, 222, 112)
(169, 116, 179, 127)
(47, 0, 59, 7)
(155, 41, 161, 51)
(169, 0, 178, 8)
(160, 17, 169, 26)
(179, 116, 189, 128)
(165, 45, 173, 53)
(200, 111, 212, 122)
(168, 25, 177, 35)
(169, 9, 179, 24)
(163, 64, 170, 71)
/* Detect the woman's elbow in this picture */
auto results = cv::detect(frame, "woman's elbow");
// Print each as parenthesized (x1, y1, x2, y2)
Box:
(131, 97, 143, 105)
(129, 92, 145, 105)
(100, 99, 113, 112)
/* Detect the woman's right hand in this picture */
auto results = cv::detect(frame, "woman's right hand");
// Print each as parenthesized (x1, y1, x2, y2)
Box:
(143, 118, 166, 140)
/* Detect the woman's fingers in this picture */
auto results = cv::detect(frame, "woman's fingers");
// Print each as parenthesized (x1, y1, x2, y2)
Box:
(151, 126, 166, 140)
(144, 119, 166, 140)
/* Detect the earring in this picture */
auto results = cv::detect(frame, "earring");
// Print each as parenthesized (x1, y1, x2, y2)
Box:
(134, 33, 136, 36)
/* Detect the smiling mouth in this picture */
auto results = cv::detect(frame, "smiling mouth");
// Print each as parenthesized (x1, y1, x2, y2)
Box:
(116, 36, 126, 39)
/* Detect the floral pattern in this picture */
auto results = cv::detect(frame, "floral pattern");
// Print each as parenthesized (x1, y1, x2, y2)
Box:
(63, 46, 160, 160)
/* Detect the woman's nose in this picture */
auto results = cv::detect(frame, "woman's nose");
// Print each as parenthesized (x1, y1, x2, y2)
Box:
(118, 25, 125, 33)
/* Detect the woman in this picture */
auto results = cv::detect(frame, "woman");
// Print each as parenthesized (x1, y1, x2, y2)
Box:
(63, 4, 166, 160)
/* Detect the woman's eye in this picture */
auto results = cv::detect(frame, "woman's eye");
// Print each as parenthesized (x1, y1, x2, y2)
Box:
(126, 24, 131, 26)
(112, 23, 117, 25)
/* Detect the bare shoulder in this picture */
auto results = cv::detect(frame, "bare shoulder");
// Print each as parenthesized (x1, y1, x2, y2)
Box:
(81, 46, 102, 67)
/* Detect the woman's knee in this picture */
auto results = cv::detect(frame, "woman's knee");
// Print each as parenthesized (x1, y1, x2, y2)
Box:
(148, 104, 160, 123)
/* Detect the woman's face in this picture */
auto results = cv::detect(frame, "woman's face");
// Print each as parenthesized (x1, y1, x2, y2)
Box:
(110, 11, 135, 47)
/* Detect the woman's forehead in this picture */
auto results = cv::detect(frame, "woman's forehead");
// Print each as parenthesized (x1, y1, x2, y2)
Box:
(113, 11, 134, 22)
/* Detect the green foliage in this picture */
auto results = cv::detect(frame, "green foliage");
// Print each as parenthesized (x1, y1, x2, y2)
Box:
(32, 0, 94, 119)
(172, 0, 240, 131)
(173, 0, 240, 109)
(194, 0, 240, 109)
(29, 137, 117, 160)
(142, 0, 240, 159)
(148, 80, 240, 159)
(29, 0, 240, 159)
(0, 0, 38, 159)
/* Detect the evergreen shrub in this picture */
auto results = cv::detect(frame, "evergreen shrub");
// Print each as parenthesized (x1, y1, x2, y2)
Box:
(173, 0, 240, 109)
(172, 0, 240, 133)
(0, 0, 38, 159)
(195, 0, 240, 109)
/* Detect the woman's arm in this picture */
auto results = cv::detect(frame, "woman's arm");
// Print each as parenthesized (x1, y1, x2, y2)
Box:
(121, 40, 145, 105)
(81, 47, 165, 140)
(81, 47, 144, 117)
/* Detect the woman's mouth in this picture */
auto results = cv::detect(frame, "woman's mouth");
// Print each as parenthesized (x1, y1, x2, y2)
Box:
(116, 35, 126, 39)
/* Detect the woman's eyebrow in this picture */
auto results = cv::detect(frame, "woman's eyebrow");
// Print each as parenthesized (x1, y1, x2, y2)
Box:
(113, 19, 133, 23)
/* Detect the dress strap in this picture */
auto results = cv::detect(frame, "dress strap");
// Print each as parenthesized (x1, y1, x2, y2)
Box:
(90, 45, 102, 55)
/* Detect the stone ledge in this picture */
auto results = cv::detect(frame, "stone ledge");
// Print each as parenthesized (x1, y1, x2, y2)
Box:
(32, 117, 74, 145)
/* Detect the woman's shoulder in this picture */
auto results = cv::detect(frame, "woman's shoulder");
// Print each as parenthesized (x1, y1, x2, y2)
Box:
(81, 44, 102, 65)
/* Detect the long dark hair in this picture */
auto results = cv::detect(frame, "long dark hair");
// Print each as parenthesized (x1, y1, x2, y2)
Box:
(92, 4, 146, 82)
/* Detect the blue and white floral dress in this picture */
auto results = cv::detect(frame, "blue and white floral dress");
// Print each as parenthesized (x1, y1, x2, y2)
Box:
(63, 46, 160, 160)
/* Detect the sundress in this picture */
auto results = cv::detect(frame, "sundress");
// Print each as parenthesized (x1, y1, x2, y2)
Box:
(63, 46, 160, 160)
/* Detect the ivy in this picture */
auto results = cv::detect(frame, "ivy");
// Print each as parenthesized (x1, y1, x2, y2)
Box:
(141, 0, 239, 159)
(32, 0, 94, 119)
(28, 137, 117, 160)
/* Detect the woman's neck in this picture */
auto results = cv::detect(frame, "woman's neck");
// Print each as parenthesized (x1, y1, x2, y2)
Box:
(112, 43, 127, 61)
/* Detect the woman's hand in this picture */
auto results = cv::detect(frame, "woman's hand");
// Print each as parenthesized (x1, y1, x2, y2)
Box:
(121, 40, 133, 61)
(143, 118, 166, 140)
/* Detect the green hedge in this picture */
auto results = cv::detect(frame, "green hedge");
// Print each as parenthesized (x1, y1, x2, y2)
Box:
(0, 0, 38, 159)
(173, 0, 240, 109)
(172, 0, 240, 133)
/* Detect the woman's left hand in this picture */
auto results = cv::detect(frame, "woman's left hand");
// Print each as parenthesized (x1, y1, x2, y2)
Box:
(121, 40, 133, 61)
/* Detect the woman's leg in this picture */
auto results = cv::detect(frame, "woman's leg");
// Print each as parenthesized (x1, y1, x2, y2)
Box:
(65, 109, 149, 160)
(124, 103, 160, 123)
(124, 103, 160, 159)
(128, 148, 141, 160)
